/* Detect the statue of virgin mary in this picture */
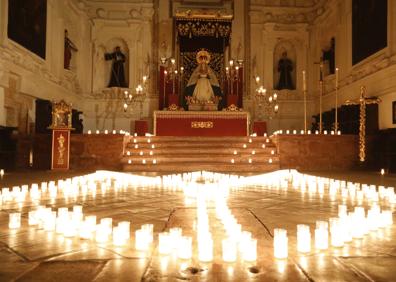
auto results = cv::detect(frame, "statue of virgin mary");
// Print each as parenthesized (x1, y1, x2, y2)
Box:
(184, 50, 224, 110)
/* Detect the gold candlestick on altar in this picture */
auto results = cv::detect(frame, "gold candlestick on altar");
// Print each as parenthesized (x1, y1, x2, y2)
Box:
(345, 86, 381, 162)
(335, 68, 339, 133)
(303, 70, 307, 132)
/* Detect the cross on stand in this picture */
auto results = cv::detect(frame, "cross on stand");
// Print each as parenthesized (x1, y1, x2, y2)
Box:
(344, 86, 381, 162)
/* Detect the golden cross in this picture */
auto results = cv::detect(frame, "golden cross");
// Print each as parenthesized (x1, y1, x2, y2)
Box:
(345, 86, 381, 162)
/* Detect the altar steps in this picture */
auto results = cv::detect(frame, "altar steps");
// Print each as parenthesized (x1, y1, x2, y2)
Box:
(121, 136, 280, 173)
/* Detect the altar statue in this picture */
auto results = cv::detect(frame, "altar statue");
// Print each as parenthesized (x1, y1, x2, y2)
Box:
(184, 50, 224, 110)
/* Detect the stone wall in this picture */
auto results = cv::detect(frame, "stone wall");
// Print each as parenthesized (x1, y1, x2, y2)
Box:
(271, 134, 359, 170)
(70, 134, 127, 171)
(32, 134, 127, 171)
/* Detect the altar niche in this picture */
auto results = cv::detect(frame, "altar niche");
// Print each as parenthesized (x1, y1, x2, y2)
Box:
(159, 17, 243, 111)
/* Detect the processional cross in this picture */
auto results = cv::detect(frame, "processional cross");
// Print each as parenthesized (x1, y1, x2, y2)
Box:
(344, 86, 381, 162)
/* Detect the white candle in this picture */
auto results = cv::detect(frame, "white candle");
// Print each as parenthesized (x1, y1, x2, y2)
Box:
(297, 224, 311, 253)
(198, 236, 213, 262)
(135, 229, 150, 251)
(274, 228, 288, 259)
(315, 221, 328, 250)
(158, 232, 171, 255)
(242, 238, 257, 261)
(9, 213, 21, 229)
(222, 238, 237, 262)
(335, 68, 339, 89)
(178, 236, 192, 259)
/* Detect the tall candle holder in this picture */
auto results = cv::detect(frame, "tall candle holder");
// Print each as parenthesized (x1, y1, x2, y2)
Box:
(253, 76, 279, 121)
(122, 75, 149, 117)
(302, 70, 307, 132)
(225, 59, 243, 103)
(160, 57, 184, 109)
(335, 68, 339, 133)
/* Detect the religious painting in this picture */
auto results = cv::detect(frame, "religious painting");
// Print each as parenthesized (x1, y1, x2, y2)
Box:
(352, 0, 387, 65)
(7, 0, 47, 59)
(393, 101, 396, 124)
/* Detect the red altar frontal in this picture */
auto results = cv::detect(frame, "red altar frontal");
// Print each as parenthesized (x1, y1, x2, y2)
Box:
(154, 111, 250, 136)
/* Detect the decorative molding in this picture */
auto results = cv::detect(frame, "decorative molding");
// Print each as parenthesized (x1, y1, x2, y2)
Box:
(0, 41, 81, 94)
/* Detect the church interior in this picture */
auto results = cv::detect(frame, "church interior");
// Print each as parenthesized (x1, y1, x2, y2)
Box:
(0, 0, 395, 281)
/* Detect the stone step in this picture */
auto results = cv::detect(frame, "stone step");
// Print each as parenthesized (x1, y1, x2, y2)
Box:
(126, 142, 275, 149)
(128, 136, 270, 142)
(124, 147, 277, 155)
(120, 155, 279, 164)
(123, 162, 280, 172)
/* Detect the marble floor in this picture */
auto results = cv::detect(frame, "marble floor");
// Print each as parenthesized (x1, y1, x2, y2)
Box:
(0, 169, 395, 282)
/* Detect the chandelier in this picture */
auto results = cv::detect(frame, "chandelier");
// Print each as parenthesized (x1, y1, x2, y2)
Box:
(123, 75, 148, 113)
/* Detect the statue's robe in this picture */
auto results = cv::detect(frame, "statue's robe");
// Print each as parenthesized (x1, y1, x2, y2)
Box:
(183, 65, 224, 110)
(276, 58, 294, 90)
(105, 51, 128, 88)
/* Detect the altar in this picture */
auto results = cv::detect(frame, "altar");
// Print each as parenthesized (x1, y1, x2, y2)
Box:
(154, 111, 250, 136)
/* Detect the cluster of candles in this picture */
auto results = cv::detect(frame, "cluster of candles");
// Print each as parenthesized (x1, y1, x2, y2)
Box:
(230, 137, 274, 164)
(273, 204, 393, 259)
(8, 203, 159, 250)
(4, 169, 395, 265)
(273, 129, 342, 135)
(126, 138, 157, 165)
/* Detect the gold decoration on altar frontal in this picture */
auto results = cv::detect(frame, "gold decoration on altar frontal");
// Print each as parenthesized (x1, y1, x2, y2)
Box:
(344, 86, 381, 162)
(191, 121, 214, 129)
(49, 100, 73, 129)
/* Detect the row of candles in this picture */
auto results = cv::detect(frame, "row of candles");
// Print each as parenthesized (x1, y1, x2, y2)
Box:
(273, 129, 342, 135)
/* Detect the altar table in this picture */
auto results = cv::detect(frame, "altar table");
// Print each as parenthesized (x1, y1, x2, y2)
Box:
(154, 111, 250, 136)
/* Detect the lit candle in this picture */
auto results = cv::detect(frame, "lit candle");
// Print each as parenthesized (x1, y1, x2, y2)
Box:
(222, 238, 237, 262)
(242, 238, 257, 261)
(158, 232, 171, 255)
(87, 130, 92, 134)
(135, 229, 150, 251)
(9, 213, 21, 229)
(198, 236, 213, 262)
(178, 236, 192, 259)
(274, 228, 288, 259)
(315, 221, 328, 250)
(335, 68, 339, 89)
(297, 224, 311, 253)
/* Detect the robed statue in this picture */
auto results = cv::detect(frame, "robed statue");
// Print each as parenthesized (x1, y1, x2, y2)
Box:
(276, 51, 294, 90)
(105, 46, 128, 88)
(64, 29, 78, 70)
(184, 50, 224, 110)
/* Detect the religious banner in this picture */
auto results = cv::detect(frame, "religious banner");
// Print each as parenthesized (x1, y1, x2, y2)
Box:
(51, 129, 70, 170)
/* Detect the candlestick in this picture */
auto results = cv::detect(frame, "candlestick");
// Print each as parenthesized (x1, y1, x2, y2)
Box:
(335, 68, 339, 132)
(318, 61, 324, 133)
(303, 70, 307, 132)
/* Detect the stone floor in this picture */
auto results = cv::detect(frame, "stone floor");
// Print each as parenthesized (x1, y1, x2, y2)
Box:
(0, 169, 395, 281)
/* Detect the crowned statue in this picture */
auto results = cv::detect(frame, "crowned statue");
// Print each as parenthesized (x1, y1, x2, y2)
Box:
(184, 50, 224, 110)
